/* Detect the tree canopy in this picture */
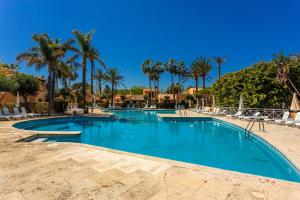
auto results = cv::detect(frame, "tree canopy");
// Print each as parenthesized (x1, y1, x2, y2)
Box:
(14, 73, 40, 101)
(0, 74, 19, 93)
(212, 60, 300, 108)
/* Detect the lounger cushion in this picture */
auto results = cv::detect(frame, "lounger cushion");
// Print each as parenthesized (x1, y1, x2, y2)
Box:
(264, 118, 275, 121)
(275, 119, 285, 124)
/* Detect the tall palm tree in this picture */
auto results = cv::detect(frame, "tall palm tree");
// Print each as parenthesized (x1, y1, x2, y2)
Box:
(273, 52, 300, 96)
(190, 59, 201, 93)
(95, 68, 105, 95)
(88, 47, 105, 111)
(17, 34, 74, 115)
(153, 62, 164, 101)
(214, 56, 226, 80)
(141, 59, 154, 102)
(72, 29, 95, 113)
(165, 59, 177, 103)
(175, 61, 188, 104)
(197, 57, 212, 89)
(104, 68, 125, 106)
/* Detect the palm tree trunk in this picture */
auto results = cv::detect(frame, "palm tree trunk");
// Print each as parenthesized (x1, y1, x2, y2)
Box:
(55, 71, 58, 90)
(171, 74, 175, 105)
(202, 75, 206, 89)
(47, 70, 52, 115)
(82, 57, 87, 113)
(195, 77, 198, 93)
(91, 60, 95, 112)
(50, 70, 56, 115)
(156, 79, 159, 100)
(99, 78, 102, 94)
(149, 78, 152, 104)
(218, 64, 221, 80)
(178, 75, 181, 94)
(111, 83, 114, 106)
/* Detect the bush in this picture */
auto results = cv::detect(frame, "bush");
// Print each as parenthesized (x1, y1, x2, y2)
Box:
(30, 102, 48, 114)
(212, 61, 294, 108)
(0, 75, 19, 93)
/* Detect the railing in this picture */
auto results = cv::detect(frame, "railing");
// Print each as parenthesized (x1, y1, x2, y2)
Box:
(219, 107, 287, 119)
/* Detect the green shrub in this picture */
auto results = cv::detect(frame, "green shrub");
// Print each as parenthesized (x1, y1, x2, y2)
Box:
(212, 61, 297, 108)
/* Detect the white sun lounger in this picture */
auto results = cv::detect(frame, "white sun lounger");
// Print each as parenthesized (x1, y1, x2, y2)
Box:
(216, 110, 227, 116)
(275, 112, 290, 125)
(241, 112, 261, 120)
(285, 112, 300, 126)
(203, 107, 216, 115)
(3, 107, 24, 120)
(21, 107, 41, 117)
(196, 107, 206, 113)
(208, 108, 220, 115)
(13, 107, 27, 119)
(226, 110, 243, 118)
(0, 112, 10, 121)
(295, 122, 300, 128)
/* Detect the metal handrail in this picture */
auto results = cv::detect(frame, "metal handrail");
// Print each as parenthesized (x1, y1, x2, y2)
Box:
(245, 120, 255, 138)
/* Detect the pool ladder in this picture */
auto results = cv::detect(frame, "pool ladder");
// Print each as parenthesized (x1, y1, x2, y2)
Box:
(244, 121, 255, 139)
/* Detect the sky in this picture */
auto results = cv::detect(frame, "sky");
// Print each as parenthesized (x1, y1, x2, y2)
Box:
(0, 0, 299, 89)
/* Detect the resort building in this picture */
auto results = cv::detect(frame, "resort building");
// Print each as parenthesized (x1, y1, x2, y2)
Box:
(184, 87, 203, 95)
(142, 88, 155, 97)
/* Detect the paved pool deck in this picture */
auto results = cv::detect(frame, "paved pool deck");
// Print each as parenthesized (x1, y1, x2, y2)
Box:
(0, 111, 300, 200)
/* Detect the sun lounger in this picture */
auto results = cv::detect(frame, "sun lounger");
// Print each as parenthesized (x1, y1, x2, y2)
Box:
(13, 107, 27, 118)
(3, 107, 24, 120)
(190, 106, 199, 112)
(295, 122, 300, 128)
(0, 112, 10, 121)
(199, 107, 208, 113)
(226, 110, 243, 118)
(203, 107, 216, 115)
(215, 109, 227, 116)
(208, 108, 220, 115)
(285, 112, 300, 126)
(21, 107, 40, 117)
(241, 112, 261, 120)
(196, 108, 203, 113)
(264, 118, 276, 123)
(275, 112, 290, 125)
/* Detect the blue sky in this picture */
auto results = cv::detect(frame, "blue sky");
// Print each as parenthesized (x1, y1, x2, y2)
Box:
(0, 0, 299, 89)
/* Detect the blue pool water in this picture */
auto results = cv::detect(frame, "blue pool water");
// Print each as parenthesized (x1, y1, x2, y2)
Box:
(15, 110, 300, 182)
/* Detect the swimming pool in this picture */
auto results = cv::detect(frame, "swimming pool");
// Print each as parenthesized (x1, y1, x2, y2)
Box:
(14, 110, 300, 182)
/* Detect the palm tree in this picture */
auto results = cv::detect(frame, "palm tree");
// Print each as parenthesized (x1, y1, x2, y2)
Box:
(67, 65, 79, 89)
(176, 61, 188, 93)
(273, 52, 300, 96)
(197, 57, 212, 89)
(165, 59, 177, 103)
(88, 47, 105, 111)
(214, 56, 226, 80)
(17, 34, 74, 115)
(95, 68, 105, 95)
(153, 62, 164, 101)
(141, 59, 154, 102)
(104, 68, 125, 106)
(190, 59, 201, 93)
(72, 29, 95, 113)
